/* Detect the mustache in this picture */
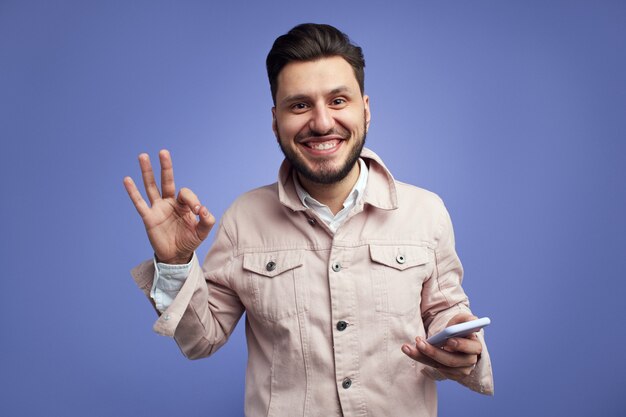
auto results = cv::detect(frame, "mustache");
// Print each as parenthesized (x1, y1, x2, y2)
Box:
(295, 127, 350, 142)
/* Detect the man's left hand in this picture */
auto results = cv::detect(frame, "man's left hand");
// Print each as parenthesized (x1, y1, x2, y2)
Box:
(401, 313, 483, 381)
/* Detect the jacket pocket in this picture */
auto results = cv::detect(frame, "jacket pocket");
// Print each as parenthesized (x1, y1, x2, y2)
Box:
(243, 250, 306, 323)
(369, 244, 433, 316)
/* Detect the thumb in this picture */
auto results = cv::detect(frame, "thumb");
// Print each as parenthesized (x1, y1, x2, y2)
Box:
(447, 313, 478, 327)
(195, 206, 216, 241)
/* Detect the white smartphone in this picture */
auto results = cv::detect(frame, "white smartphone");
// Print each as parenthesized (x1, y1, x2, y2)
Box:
(426, 317, 491, 347)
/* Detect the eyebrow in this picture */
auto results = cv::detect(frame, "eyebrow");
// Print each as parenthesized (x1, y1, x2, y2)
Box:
(280, 86, 353, 106)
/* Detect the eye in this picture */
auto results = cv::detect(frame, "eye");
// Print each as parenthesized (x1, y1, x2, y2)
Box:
(291, 102, 309, 112)
(331, 98, 347, 107)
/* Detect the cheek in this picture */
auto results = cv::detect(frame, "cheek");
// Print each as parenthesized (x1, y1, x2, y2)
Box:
(276, 116, 306, 139)
(339, 107, 365, 127)
(336, 115, 363, 134)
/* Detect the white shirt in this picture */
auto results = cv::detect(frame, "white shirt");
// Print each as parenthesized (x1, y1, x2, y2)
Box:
(151, 159, 369, 312)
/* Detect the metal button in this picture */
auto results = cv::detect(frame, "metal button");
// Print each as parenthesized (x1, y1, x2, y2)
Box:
(332, 262, 342, 272)
(342, 378, 352, 389)
(307, 217, 317, 226)
(396, 254, 406, 264)
(266, 261, 276, 272)
(164, 314, 170, 321)
(336, 321, 348, 331)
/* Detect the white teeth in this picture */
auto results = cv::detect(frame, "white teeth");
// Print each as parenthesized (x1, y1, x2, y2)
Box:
(309, 141, 337, 150)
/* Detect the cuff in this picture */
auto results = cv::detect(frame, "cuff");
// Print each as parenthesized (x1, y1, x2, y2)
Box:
(150, 253, 195, 312)
(151, 253, 203, 338)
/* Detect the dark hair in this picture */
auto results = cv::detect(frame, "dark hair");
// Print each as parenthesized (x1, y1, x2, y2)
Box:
(266, 23, 365, 104)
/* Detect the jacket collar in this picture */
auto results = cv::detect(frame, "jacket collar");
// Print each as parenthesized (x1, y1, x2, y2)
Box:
(277, 147, 398, 212)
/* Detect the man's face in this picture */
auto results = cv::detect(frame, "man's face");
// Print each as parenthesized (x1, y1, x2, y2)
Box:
(272, 56, 371, 185)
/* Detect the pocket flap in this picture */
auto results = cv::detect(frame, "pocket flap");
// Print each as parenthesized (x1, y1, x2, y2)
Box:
(369, 245, 431, 271)
(243, 251, 304, 277)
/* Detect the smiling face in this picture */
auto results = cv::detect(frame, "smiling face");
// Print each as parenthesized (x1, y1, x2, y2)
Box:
(272, 56, 371, 185)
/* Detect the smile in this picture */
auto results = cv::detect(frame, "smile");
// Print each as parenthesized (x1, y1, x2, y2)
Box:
(305, 139, 340, 150)
(299, 138, 343, 156)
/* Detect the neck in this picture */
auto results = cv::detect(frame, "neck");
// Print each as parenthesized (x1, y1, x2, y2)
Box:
(298, 162, 361, 215)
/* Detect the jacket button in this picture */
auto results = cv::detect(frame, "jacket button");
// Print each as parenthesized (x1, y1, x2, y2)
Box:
(332, 262, 342, 272)
(342, 378, 352, 389)
(336, 321, 348, 331)
(307, 217, 317, 226)
(266, 261, 276, 272)
(396, 254, 406, 264)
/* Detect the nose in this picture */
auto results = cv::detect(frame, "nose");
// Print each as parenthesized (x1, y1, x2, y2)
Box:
(309, 105, 335, 134)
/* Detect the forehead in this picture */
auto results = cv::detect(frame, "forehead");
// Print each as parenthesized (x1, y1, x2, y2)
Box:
(276, 56, 359, 101)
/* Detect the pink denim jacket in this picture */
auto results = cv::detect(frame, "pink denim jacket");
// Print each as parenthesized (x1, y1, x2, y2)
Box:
(131, 148, 494, 417)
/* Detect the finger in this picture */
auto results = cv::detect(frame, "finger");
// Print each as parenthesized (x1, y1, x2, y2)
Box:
(195, 206, 216, 241)
(442, 330, 479, 352)
(159, 149, 176, 199)
(401, 344, 442, 369)
(415, 337, 477, 368)
(139, 153, 161, 204)
(123, 176, 150, 218)
(176, 187, 201, 214)
(443, 337, 483, 355)
(403, 343, 476, 379)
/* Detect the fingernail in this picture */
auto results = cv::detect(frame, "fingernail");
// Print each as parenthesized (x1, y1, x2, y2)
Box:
(194, 205, 200, 214)
(402, 345, 411, 355)
(447, 339, 458, 348)
(417, 340, 426, 350)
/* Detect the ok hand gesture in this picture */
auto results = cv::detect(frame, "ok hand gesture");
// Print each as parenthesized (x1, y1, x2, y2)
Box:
(123, 150, 215, 264)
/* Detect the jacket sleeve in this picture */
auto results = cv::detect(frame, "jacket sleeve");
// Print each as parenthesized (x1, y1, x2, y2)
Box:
(419, 199, 494, 395)
(130, 218, 245, 360)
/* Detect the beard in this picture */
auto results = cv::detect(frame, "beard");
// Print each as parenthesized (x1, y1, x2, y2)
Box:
(276, 120, 367, 185)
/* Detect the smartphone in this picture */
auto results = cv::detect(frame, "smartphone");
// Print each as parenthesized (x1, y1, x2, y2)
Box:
(426, 317, 491, 347)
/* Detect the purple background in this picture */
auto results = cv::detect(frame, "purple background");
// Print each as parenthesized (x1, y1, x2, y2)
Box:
(2, 1, 625, 416)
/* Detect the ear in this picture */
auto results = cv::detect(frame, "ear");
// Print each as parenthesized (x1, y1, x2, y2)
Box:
(363, 95, 371, 132)
(271, 107, 278, 139)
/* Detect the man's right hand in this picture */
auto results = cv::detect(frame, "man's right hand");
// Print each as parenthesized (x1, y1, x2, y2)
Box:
(123, 150, 215, 264)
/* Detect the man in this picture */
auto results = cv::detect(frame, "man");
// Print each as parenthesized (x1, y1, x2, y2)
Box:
(124, 23, 493, 417)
